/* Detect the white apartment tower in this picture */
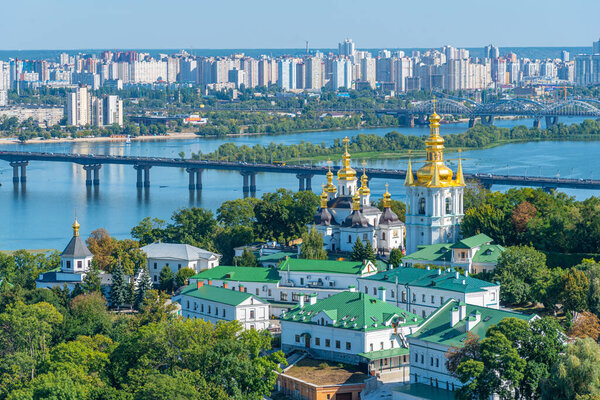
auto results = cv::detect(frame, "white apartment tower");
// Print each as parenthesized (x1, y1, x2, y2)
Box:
(404, 107, 465, 254)
(67, 86, 90, 126)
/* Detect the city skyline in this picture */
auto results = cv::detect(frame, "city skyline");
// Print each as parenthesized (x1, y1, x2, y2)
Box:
(1, 0, 598, 50)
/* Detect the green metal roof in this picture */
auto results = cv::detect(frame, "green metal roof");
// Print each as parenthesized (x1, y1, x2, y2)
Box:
(280, 291, 422, 332)
(450, 233, 493, 249)
(404, 243, 453, 263)
(190, 266, 281, 283)
(361, 267, 498, 293)
(393, 384, 456, 400)
(472, 244, 505, 263)
(258, 251, 297, 263)
(358, 347, 410, 360)
(409, 299, 536, 347)
(180, 283, 256, 306)
(279, 258, 376, 275)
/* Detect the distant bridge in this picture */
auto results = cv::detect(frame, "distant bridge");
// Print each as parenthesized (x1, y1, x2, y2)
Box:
(1, 151, 599, 196)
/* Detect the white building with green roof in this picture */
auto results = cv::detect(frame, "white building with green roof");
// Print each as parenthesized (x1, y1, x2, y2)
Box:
(402, 233, 505, 274)
(358, 266, 500, 319)
(406, 299, 536, 393)
(177, 281, 271, 330)
(281, 290, 422, 380)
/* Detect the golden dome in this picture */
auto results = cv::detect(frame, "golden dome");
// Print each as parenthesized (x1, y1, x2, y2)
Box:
(72, 217, 80, 237)
(337, 137, 357, 180)
(414, 106, 457, 187)
(359, 161, 370, 195)
(382, 183, 392, 208)
(320, 186, 329, 208)
(325, 160, 337, 193)
(352, 192, 361, 211)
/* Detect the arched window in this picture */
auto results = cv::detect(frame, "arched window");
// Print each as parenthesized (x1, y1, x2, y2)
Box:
(418, 198, 426, 215)
(341, 186, 345, 195)
(348, 235, 352, 243)
(382, 232, 386, 240)
(445, 197, 452, 215)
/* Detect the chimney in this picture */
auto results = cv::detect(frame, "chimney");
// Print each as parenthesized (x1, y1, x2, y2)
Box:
(466, 311, 481, 331)
(379, 287, 386, 302)
(309, 294, 317, 305)
(437, 268, 441, 275)
(298, 293, 305, 308)
(348, 285, 357, 292)
(207, 280, 212, 286)
(455, 271, 459, 279)
(465, 270, 469, 277)
(451, 306, 460, 327)
(223, 282, 228, 289)
(459, 302, 467, 320)
(239, 284, 244, 292)
(388, 263, 394, 271)
(197, 281, 204, 289)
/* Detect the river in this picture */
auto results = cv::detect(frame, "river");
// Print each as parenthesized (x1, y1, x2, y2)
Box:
(0, 116, 596, 250)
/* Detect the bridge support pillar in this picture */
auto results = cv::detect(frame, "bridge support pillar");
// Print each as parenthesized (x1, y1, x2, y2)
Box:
(83, 165, 101, 186)
(545, 116, 559, 128)
(196, 169, 203, 191)
(10, 161, 28, 184)
(187, 168, 195, 190)
(481, 115, 494, 126)
(241, 171, 256, 198)
(83, 165, 93, 186)
(296, 174, 314, 191)
(134, 165, 151, 188)
(93, 166, 100, 186)
(297, 174, 305, 191)
(186, 168, 204, 191)
(533, 118, 541, 129)
(468, 117, 477, 128)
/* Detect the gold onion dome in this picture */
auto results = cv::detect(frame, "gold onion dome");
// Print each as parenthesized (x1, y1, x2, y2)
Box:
(337, 137, 356, 180)
(352, 192, 361, 211)
(382, 183, 392, 208)
(320, 186, 329, 208)
(325, 159, 337, 193)
(72, 217, 80, 237)
(359, 161, 370, 195)
(414, 100, 458, 187)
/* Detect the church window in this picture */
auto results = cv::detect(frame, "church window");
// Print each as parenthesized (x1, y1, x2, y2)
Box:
(422, 294, 426, 302)
(153, 262, 157, 269)
(215, 307, 219, 315)
(153, 275, 157, 282)
(391, 290, 395, 298)
(373, 288, 377, 296)
(363, 233, 368, 241)
(382, 232, 386, 240)
(418, 198, 426, 215)
(445, 198, 452, 214)
(66, 261, 71, 269)
(342, 186, 345, 195)
(364, 286, 368, 293)
(300, 278, 304, 285)
(77, 261, 82, 269)
(402, 291, 407, 302)
(256, 288, 259, 295)
(348, 235, 352, 243)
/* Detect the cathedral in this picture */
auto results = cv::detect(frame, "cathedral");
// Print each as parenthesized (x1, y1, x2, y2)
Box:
(312, 105, 465, 257)
(313, 137, 404, 254)
(404, 106, 465, 254)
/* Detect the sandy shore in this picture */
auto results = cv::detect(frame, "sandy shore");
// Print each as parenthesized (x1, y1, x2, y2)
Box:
(0, 131, 200, 145)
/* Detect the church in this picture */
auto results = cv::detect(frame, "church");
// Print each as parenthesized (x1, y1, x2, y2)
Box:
(312, 104, 465, 257)
(313, 137, 405, 255)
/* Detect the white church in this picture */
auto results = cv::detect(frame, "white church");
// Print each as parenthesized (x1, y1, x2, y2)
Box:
(313, 106, 465, 256)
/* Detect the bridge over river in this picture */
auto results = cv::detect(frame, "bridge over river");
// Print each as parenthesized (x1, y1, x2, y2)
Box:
(1, 151, 599, 196)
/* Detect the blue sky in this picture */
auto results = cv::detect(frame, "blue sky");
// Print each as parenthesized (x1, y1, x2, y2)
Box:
(2, 0, 598, 49)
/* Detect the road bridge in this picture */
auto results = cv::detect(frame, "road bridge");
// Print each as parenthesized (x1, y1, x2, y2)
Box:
(1, 151, 599, 197)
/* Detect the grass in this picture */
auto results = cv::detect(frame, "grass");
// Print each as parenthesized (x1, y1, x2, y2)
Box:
(284, 358, 368, 386)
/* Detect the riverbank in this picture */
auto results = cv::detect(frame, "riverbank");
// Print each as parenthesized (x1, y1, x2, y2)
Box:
(0, 131, 200, 145)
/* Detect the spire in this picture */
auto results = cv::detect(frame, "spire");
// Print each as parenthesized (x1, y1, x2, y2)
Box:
(359, 160, 370, 195)
(72, 217, 80, 237)
(404, 150, 414, 186)
(383, 183, 392, 208)
(352, 192, 361, 211)
(455, 149, 466, 186)
(429, 160, 441, 187)
(320, 185, 328, 208)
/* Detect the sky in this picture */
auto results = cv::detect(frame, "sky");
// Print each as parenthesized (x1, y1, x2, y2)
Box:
(1, 0, 598, 50)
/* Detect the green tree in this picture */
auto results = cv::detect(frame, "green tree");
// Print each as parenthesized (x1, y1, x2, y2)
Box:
(299, 226, 327, 260)
(350, 239, 365, 262)
(131, 217, 167, 246)
(217, 198, 258, 228)
(135, 270, 152, 311)
(560, 267, 590, 314)
(493, 245, 548, 305)
(64, 293, 112, 340)
(81, 266, 102, 294)
(363, 241, 376, 263)
(158, 266, 174, 294)
(543, 338, 600, 400)
(388, 248, 403, 268)
(236, 248, 258, 267)
(110, 263, 128, 310)
(175, 268, 196, 289)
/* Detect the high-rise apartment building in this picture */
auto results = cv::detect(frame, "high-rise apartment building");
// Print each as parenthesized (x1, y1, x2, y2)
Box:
(331, 59, 352, 89)
(277, 59, 296, 90)
(360, 56, 376, 89)
(484, 44, 499, 59)
(67, 86, 90, 127)
(103, 95, 123, 127)
(393, 58, 412, 92)
(304, 57, 322, 90)
(338, 39, 356, 57)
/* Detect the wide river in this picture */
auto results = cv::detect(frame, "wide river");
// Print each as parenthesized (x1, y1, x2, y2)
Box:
(0, 117, 597, 250)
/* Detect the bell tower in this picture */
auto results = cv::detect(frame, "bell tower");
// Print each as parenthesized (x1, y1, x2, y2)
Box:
(404, 101, 465, 254)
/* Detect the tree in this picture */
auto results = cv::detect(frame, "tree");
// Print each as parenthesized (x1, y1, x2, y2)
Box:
(388, 248, 403, 268)
(351, 239, 365, 262)
(560, 267, 590, 314)
(363, 241, 376, 263)
(511, 201, 537, 233)
(135, 269, 152, 311)
(543, 338, 600, 400)
(64, 293, 112, 340)
(81, 266, 102, 294)
(299, 226, 327, 260)
(131, 217, 167, 246)
(569, 311, 600, 341)
(493, 245, 548, 305)
(175, 268, 196, 289)
(236, 248, 258, 267)
(110, 262, 128, 310)
(446, 332, 480, 378)
(217, 198, 258, 228)
(158, 266, 174, 294)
